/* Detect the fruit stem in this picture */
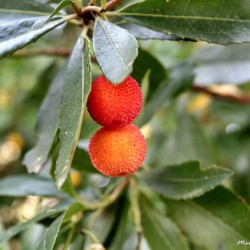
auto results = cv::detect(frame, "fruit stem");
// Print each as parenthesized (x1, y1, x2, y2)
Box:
(129, 177, 142, 250)
(82, 229, 100, 243)
(63, 225, 75, 250)
(94, 178, 129, 209)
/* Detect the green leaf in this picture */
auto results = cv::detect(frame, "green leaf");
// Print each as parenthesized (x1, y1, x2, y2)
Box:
(0, 18, 65, 59)
(55, 37, 92, 188)
(93, 18, 138, 84)
(47, 0, 72, 22)
(72, 147, 97, 173)
(23, 65, 65, 173)
(0, 175, 68, 198)
(140, 62, 194, 126)
(0, 206, 66, 244)
(115, 0, 250, 44)
(36, 214, 64, 250)
(149, 110, 217, 167)
(132, 48, 166, 102)
(192, 44, 250, 85)
(165, 186, 250, 249)
(140, 161, 233, 200)
(139, 194, 189, 250)
(0, 0, 53, 41)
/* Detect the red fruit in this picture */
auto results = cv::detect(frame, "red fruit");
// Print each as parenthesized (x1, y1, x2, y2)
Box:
(87, 75, 142, 128)
(89, 124, 146, 177)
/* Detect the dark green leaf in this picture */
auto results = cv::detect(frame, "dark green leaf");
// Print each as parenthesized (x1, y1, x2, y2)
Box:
(141, 161, 233, 200)
(140, 62, 194, 126)
(0, 18, 65, 59)
(0, 206, 66, 244)
(47, 0, 72, 21)
(0, 175, 68, 198)
(93, 18, 138, 84)
(116, 0, 250, 44)
(132, 48, 166, 102)
(36, 214, 64, 250)
(23, 65, 65, 173)
(139, 194, 189, 250)
(165, 186, 250, 249)
(55, 37, 92, 188)
(192, 44, 250, 85)
(119, 23, 178, 40)
(72, 147, 97, 173)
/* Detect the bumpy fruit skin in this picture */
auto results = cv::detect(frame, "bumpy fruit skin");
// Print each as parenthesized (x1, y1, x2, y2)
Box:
(89, 124, 146, 177)
(87, 75, 142, 128)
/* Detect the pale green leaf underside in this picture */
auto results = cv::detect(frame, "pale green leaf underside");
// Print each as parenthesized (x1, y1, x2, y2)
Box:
(93, 18, 138, 84)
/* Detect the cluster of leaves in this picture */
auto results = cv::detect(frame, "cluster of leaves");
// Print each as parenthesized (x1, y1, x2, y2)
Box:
(1, 0, 250, 249)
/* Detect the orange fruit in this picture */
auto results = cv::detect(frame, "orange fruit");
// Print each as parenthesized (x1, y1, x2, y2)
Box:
(87, 75, 142, 128)
(89, 124, 146, 176)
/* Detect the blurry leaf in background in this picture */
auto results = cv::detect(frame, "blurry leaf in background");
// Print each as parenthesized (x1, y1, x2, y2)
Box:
(118, 0, 250, 44)
(192, 44, 250, 86)
(140, 62, 194, 126)
(139, 194, 189, 250)
(0, 204, 67, 244)
(165, 186, 250, 250)
(149, 109, 217, 167)
(141, 161, 233, 200)
(0, 175, 68, 198)
(23, 64, 65, 173)
(93, 18, 138, 84)
(132, 48, 166, 103)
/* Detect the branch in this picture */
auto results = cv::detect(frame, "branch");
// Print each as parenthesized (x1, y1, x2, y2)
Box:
(13, 48, 71, 58)
(106, 0, 124, 10)
(192, 85, 250, 105)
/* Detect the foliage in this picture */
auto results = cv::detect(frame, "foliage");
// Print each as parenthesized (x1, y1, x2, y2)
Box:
(0, 0, 250, 249)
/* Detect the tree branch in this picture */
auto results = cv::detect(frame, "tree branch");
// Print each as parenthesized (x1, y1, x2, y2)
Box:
(13, 48, 71, 58)
(105, 0, 124, 10)
(192, 85, 250, 105)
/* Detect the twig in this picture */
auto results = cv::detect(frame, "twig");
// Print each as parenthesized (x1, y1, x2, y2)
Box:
(129, 178, 142, 250)
(192, 85, 250, 105)
(12, 48, 71, 57)
(105, 0, 124, 10)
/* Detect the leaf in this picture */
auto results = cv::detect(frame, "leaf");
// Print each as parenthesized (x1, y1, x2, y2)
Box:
(35, 214, 64, 250)
(165, 186, 250, 249)
(132, 48, 166, 102)
(0, 0, 53, 42)
(149, 110, 217, 167)
(140, 62, 194, 126)
(72, 147, 98, 173)
(0, 18, 65, 59)
(0, 175, 68, 198)
(55, 37, 92, 189)
(115, 0, 250, 44)
(139, 194, 189, 250)
(23, 65, 65, 173)
(192, 44, 250, 86)
(93, 18, 138, 84)
(0, 206, 66, 244)
(119, 23, 178, 40)
(47, 0, 72, 22)
(140, 161, 233, 200)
